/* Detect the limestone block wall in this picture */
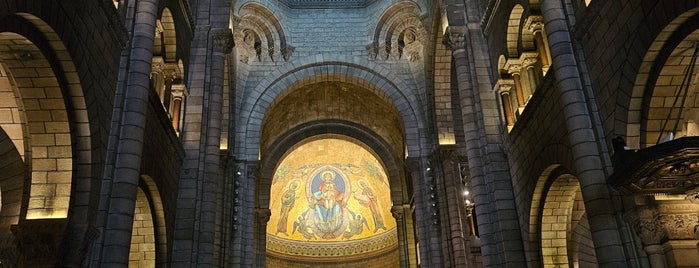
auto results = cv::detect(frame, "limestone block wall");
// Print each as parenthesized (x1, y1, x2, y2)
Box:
(141, 88, 185, 250)
(572, 0, 699, 148)
(504, 75, 574, 266)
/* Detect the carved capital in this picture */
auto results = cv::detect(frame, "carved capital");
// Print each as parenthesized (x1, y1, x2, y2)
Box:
(366, 42, 378, 60)
(521, 52, 540, 67)
(659, 213, 699, 240)
(256, 208, 272, 223)
(686, 186, 699, 204)
(281, 45, 295, 61)
(506, 63, 522, 75)
(497, 79, 514, 93)
(391, 206, 405, 221)
(211, 28, 234, 54)
(443, 26, 467, 51)
(635, 208, 667, 245)
(524, 15, 545, 33)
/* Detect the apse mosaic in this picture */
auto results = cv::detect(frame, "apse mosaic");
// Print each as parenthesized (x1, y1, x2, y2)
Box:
(266, 137, 397, 257)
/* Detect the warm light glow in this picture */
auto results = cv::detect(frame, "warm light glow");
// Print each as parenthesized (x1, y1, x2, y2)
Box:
(438, 134, 456, 145)
(463, 190, 470, 196)
(267, 137, 397, 257)
(26, 210, 68, 219)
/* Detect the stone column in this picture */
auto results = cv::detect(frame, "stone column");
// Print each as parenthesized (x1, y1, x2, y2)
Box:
(229, 160, 257, 267)
(406, 156, 444, 267)
(254, 208, 271, 267)
(438, 147, 469, 267)
(634, 207, 668, 268)
(392, 204, 417, 267)
(526, 16, 550, 70)
(170, 83, 186, 133)
(500, 89, 514, 125)
(523, 57, 539, 92)
(93, 0, 159, 265)
(504, 62, 525, 108)
(541, 1, 628, 265)
(445, 25, 526, 267)
(171, 27, 233, 267)
(162, 76, 173, 112)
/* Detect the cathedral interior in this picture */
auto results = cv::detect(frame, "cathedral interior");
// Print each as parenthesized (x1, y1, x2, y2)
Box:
(1, 0, 699, 267)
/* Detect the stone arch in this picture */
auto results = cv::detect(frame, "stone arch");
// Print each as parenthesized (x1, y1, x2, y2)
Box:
(0, 126, 23, 263)
(236, 54, 427, 160)
(158, 7, 177, 63)
(624, 7, 699, 148)
(507, 4, 524, 57)
(234, 2, 290, 63)
(531, 165, 597, 267)
(259, 120, 408, 209)
(129, 185, 156, 267)
(0, 13, 91, 220)
(259, 75, 404, 158)
(138, 175, 168, 267)
(259, 122, 406, 266)
(372, 1, 425, 61)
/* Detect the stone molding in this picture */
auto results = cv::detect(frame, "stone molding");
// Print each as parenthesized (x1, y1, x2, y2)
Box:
(212, 28, 234, 54)
(443, 26, 467, 51)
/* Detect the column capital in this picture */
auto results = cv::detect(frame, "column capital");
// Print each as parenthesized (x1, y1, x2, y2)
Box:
(391, 205, 407, 221)
(521, 52, 540, 67)
(524, 15, 545, 33)
(659, 213, 699, 240)
(211, 28, 234, 54)
(634, 207, 667, 245)
(256, 208, 272, 223)
(497, 79, 514, 93)
(443, 26, 467, 51)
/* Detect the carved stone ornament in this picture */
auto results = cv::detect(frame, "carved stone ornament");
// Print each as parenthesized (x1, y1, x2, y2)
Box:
(443, 26, 467, 51)
(281, 45, 295, 61)
(635, 208, 667, 245)
(524, 15, 545, 33)
(686, 186, 699, 204)
(391, 206, 405, 221)
(659, 213, 699, 240)
(212, 28, 234, 54)
(366, 42, 378, 60)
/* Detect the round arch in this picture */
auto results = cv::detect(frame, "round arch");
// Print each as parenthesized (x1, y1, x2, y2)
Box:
(624, 7, 699, 148)
(259, 120, 408, 208)
(236, 54, 427, 160)
(0, 13, 91, 220)
(530, 165, 597, 267)
(0, 125, 24, 264)
(507, 4, 525, 57)
(138, 175, 168, 267)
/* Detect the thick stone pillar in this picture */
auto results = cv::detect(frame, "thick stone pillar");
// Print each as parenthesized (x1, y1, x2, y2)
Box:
(445, 25, 525, 267)
(229, 160, 257, 267)
(406, 156, 444, 267)
(92, 0, 159, 265)
(254, 208, 271, 267)
(541, 1, 628, 265)
(438, 147, 469, 267)
(634, 207, 668, 268)
(171, 27, 233, 267)
(392, 204, 418, 267)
